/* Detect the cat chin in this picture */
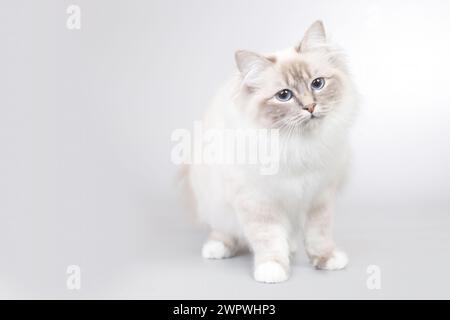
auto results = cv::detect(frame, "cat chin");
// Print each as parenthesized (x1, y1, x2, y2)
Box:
(284, 116, 324, 131)
(268, 116, 321, 131)
(304, 116, 323, 128)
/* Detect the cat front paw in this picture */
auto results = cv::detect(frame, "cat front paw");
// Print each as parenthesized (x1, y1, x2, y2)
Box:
(202, 240, 234, 259)
(254, 261, 289, 283)
(311, 249, 348, 270)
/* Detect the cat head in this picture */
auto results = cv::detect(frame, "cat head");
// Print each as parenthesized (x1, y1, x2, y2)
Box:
(235, 21, 355, 131)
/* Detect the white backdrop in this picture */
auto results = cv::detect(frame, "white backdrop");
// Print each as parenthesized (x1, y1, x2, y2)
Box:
(1, 0, 450, 298)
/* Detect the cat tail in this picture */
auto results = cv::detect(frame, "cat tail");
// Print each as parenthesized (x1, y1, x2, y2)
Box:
(176, 164, 199, 223)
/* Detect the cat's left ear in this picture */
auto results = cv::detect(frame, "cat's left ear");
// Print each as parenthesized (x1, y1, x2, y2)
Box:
(235, 50, 273, 87)
(297, 20, 327, 52)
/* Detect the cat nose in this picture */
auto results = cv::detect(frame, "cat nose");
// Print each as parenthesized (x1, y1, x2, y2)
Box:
(303, 103, 316, 113)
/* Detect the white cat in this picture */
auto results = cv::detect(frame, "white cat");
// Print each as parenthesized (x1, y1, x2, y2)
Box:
(182, 21, 357, 283)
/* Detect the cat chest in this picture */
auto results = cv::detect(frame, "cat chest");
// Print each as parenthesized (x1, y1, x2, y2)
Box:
(260, 168, 330, 208)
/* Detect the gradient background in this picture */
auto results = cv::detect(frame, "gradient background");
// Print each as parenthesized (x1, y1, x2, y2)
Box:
(1, 0, 450, 298)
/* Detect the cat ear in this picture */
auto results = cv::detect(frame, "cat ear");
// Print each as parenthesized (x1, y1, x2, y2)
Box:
(235, 50, 273, 87)
(297, 20, 327, 52)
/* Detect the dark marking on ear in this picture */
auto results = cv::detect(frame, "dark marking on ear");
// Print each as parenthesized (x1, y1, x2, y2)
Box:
(266, 55, 277, 63)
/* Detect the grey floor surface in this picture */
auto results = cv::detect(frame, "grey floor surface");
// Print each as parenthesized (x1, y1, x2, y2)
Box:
(2, 193, 449, 299)
(2, 0, 450, 300)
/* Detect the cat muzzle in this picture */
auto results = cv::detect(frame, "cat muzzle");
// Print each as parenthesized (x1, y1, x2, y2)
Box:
(302, 103, 316, 114)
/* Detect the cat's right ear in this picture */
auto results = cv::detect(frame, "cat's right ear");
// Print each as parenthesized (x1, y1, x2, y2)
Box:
(297, 20, 327, 53)
(235, 50, 273, 87)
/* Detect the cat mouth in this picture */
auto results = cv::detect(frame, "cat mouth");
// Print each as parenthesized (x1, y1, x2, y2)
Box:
(310, 113, 324, 120)
(304, 113, 324, 126)
(274, 113, 322, 129)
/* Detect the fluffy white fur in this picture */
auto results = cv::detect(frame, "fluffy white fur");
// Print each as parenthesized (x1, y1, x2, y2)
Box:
(185, 21, 357, 283)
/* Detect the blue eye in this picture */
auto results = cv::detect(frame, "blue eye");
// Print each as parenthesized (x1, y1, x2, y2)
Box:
(275, 89, 293, 102)
(311, 77, 325, 90)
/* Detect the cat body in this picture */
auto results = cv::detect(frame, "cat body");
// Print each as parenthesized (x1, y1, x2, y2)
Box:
(185, 21, 357, 283)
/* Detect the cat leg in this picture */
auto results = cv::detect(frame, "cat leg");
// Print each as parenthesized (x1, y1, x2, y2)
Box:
(202, 230, 237, 259)
(237, 200, 290, 283)
(303, 191, 348, 270)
